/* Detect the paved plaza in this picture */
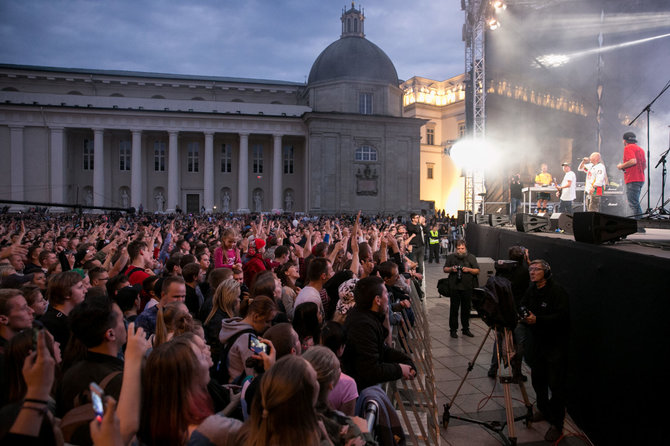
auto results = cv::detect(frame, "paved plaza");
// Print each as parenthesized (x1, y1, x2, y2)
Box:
(422, 261, 588, 445)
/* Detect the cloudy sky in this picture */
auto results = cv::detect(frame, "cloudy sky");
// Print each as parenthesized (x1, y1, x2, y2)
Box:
(0, 0, 465, 82)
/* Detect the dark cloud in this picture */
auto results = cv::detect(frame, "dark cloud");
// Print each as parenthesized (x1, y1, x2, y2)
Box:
(0, 0, 464, 82)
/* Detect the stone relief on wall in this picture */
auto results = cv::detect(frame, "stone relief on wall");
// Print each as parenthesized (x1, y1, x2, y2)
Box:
(356, 164, 378, 196)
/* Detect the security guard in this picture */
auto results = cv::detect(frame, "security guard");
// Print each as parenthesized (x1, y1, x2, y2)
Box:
(428, 224, 441, 263)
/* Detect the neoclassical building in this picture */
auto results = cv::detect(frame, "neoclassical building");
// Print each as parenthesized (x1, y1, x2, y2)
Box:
(0, 5, 426, 214)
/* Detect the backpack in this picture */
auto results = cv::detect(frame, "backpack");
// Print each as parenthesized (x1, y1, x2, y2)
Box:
(472, 275, 518, 329)
(212, 328, 255, 384)
(59, 370, 122, 443)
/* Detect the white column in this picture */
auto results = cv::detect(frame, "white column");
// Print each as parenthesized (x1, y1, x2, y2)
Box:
(237, 133, 249, 212)
(93, 128, 105, 208)
(167, 131, 179, 213)
(49, 127, 65, 206)
(204, 132, 214, 213)
(272, 134, 283, 213)
(9, 126, 24, 207)
(130, 130, 143, 209)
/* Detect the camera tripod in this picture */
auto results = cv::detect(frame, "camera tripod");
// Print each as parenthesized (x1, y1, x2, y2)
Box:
(442, 325, 533, 446)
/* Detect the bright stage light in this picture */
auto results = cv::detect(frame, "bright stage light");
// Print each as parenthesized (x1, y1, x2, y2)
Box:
(488, 18, 501, 30)
(492, 1, 507, 11)
(536, 54, 570, 68)
(449, 139, 499, 170)
(535, 32, 670, 68)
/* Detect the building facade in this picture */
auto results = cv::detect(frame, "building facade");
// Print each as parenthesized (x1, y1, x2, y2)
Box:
(0, 5, 425, 215)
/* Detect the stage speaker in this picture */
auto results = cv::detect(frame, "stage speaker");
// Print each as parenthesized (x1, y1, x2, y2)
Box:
(515, 213, 549, 232)
(549, 213, 574, 234)
(475, 214, 489, 224)
(489, 214, 510, 227)
(573, 211, 637, 244)
(457, 210, 467, 226)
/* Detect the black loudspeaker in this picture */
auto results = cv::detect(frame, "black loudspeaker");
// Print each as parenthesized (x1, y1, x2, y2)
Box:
(475, 214, 489, 224)
(515, 213, 549, 232)
(457, 210, 466, 226)
(549, 213, 574, 234)
(573, 212, 637, 244)
(489, 214, 510, 227)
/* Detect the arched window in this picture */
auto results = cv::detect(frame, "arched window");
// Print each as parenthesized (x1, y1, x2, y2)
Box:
(355, 145, 377, 162)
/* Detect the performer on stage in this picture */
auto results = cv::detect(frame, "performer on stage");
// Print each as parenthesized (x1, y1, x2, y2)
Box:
(555, 162, 576, 215)
(579, 152, 607, 212)
(534, 164, 553, 214)
(616, 132, 646, 220)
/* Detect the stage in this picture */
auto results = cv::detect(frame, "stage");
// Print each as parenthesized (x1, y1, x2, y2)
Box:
(465, 221, 670, 445)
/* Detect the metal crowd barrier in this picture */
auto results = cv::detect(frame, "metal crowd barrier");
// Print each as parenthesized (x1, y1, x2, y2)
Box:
(386, 279, 440, 445)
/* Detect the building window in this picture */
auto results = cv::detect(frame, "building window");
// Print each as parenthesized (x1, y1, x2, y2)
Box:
(119, 140, 131, 171)
(83, 139, 94, 171)
(355, 145, 377, 162)
(252, 144, 263, 174)
(154, 141, 166, 172)
(458, 121, 466, 138)
(283, 145, 294, 174)
(220, 144, 232, 173)
(187, 142, 200, 172)
(359, 92, 373, 115)
(426, 128, 435, 145)
(427, 163, 434, 180)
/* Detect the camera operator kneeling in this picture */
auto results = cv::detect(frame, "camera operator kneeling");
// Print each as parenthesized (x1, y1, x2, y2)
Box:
(519, 259, 570, 443)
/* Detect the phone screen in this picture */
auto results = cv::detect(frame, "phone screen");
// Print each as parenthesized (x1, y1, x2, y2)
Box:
(90, 382, 105, 423)
(248, 334, 268, 354)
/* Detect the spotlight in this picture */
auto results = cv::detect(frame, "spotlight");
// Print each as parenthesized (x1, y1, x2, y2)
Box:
(492, 1, 507, 11)
(487, 18, 500, 30)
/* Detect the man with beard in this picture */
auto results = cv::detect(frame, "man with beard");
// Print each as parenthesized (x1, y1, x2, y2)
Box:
(443, 240, 480, 338)
(519, 259, 570, 443)
(341, 276, 416, 391)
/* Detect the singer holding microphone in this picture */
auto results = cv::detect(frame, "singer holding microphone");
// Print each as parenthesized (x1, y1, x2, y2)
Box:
(579, 152, 607, 212)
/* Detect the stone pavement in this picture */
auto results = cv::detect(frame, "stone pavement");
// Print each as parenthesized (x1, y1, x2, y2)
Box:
(422, 261, 589, 445)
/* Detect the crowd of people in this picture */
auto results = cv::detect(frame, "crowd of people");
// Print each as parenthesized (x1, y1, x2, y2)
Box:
(0, 210, 461, 446)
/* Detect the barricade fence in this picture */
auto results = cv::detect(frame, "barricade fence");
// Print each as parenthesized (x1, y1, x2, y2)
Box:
(386, 279, 440, 445)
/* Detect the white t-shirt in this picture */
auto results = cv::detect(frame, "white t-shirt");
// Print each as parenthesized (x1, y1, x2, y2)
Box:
(560, 170, 577, 201)
(583, 162, 606, 194)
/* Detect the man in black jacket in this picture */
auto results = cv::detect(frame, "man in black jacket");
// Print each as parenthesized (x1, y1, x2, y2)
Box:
(519, 259, 570, 443)
(406, 213, 427, 274)
(443, 240, 480, 338)
(341, 276, 416, 391)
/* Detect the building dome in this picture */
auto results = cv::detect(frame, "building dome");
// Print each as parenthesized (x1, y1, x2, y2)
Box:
(307, 4, 398, 86)
(308, 36, 398, 86)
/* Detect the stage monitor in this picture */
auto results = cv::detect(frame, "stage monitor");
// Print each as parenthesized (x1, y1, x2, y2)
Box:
(515, 213, 549, 232)
(549, 213, 574, 234)
(573, 212, 637, 244)
(475, 214, 489, 225)
(489, 214, 510, 227)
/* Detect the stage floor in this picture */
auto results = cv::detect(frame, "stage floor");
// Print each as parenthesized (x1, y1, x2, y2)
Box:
(495, 224, 670, 259)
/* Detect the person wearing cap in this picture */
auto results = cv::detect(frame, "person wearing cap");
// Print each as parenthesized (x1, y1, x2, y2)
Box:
(555, 162, 576, 215)
(579, 152, 607, 212)
(242, 238, 267, 289)
(617, 131, 646, 220)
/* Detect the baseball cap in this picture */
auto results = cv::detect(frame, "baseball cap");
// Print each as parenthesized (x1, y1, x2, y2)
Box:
(561, 162, 570, 166)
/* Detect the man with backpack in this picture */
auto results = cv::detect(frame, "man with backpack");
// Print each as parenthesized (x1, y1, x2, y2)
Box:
(58, 295, 126, 445)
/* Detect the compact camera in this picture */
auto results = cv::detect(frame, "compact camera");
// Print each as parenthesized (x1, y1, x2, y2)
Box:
(453, 265, 463, 280)
(519, 306, 531, 319)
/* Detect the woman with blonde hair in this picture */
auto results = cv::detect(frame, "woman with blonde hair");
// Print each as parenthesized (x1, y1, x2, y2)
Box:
(240, 355, 322, 446)
(303, 346, 374, 445)
(153, 301, 194, 347)
(203, 278, 241, 368)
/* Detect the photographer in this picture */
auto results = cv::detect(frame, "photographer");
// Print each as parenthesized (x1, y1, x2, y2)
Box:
(443, 240, 479, 338)
(519, 259, 570, 443)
